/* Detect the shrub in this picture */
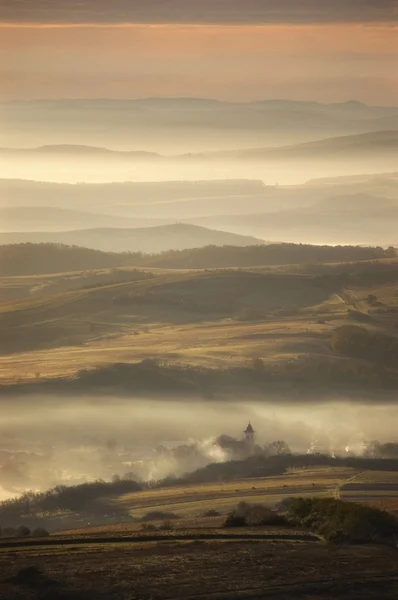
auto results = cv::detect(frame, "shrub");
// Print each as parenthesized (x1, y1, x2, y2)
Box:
(31, 527, 50, 538)
(330, 324, 398, 368)
(288, 497, 398, 543)
(347, 310, 373, 323)
(227, 502, 287, 527)
(203, 509, 221, 517)
(16, 525, 30, 538)
(159, 520, 174, 531)
(223, 512, 247, 528)
(140, 523, 156, 531)
(0, 478, 142, 521)
(141, 511, 180, 522)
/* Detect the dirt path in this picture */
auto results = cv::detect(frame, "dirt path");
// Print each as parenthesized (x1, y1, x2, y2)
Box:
(334, 470, 367, 500)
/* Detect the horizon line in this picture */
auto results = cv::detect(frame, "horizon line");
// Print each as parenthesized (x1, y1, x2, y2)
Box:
(1, 22, 397, 29)
(2, 97, 398, 109)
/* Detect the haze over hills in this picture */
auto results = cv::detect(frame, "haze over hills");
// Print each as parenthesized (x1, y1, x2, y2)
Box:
(2, 98, 398, 154)
(1, 129, 397, 184)
(2, 129, 397, 162)
(1, 172, 397, 245)
(6, 8, 398, 591)
(191, 193, 398, 246)
(204, 130, 398, 161)
(0, 206, 168, 232)
(0, 178, 265, 209)
(0, 223, 265, 254)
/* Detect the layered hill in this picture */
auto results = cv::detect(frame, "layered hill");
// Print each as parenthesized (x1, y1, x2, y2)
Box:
(0, 224, 264, 254)
(0, 206, 165, 232)
(2, 98, 398, 153)
(2, 129, 397, 184)
(0, 241, 392, 278)
(205, 131, 398, 161)
(191, 192, 398, 245)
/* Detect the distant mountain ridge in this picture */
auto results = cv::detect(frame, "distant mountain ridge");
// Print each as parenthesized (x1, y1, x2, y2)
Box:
(2, 98, 398, 154)
(0, 206, 166, 232)
(201, 131, 398, 161)
(2, 130, 397, 160)
(0, 223, 265, 254)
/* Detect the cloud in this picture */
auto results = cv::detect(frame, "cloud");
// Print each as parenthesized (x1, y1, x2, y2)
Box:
(1, 0, 397, 25)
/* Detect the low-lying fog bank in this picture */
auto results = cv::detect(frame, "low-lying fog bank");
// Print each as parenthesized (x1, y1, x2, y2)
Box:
(0, 396, 396, 499)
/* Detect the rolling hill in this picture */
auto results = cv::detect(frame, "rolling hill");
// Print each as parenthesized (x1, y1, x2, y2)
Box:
(0, 224, 265, 253)
(204, 131, 398, 161)
(2, 98, 398, 154)
(0, 178, 266, 209)
(2, 129, 397, 184)
(0, 241, 391, 278)
(190, 192, 398, 245)
(0, 206, 166, 232)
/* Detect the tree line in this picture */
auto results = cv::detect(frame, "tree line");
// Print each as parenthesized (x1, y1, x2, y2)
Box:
(0, 242, 394, 277)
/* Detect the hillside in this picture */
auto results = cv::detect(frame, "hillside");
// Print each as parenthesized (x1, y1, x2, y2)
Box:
(206, 131, 398, 161)
(0, 242, 391, 277)
(0, 145, 163, 160)
(3, 98, 398, 154)
(312, 193, 396, 213)
(191, 193, 398, 245)
(2, 258, 398, 395)
(2, 130, 398, 184)
(0, 206, 165, 232)
(0, 224, 264, 253)
(0, 267, 344, 359)
(6, 131, 398, 163)
(2, 174, 397, 223)
(0, 178, 266, 210)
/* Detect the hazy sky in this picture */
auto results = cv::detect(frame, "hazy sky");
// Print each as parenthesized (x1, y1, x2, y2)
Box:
(1, 0, 397, 104)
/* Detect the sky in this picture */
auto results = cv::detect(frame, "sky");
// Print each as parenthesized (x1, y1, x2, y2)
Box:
(1, 0, 397, 104)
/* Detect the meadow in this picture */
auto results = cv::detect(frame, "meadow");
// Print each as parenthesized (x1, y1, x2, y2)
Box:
(2, 257, 398, 393)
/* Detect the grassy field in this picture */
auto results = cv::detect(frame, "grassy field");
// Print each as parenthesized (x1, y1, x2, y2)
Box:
(1, 535, 398, 599)
(1, 260, 398, 392)
(0, 316, 336, 383)
(0, 266, 353, 382)
(339, 470, 398, 505)
(2, 468, 398, 598)
(110, 467, 356, 519)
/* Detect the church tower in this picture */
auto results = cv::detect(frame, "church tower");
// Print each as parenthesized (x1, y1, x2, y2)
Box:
(244, 422, 255, 455)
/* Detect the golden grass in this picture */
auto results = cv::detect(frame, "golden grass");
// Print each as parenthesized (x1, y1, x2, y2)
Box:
(1, 262, 397, 385)
(109, 467, 357, 518)
(0, 317, 335, 383)
(349, 471, 398, 484)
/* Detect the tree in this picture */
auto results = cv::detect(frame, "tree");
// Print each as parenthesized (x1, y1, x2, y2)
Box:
(366, 294, 377, 306)
(16, 525, 30, 538)
(252, 357, 265, 371)
(267, 440, 291, 456)
(32, 527, 50, 538)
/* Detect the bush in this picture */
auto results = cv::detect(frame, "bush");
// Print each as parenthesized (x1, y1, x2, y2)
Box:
(0, 478, 143, 521)
(141, 511, 180, 522)
(227, 502, 287, 527)
(288, 497, 398, 543)
(330, 324, 398, 368)
(347, 310, 373, 323)
(223, 513, 247, 528)
(203, 509, 221, 517)
(16, 525, 30, 538)
(31, 527, 50, 538)
(159, 520, 174, 531)
(140, 523, 156, 531)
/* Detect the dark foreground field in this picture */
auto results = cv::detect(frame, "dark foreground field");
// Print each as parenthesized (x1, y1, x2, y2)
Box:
(1, 534, 398, 600)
